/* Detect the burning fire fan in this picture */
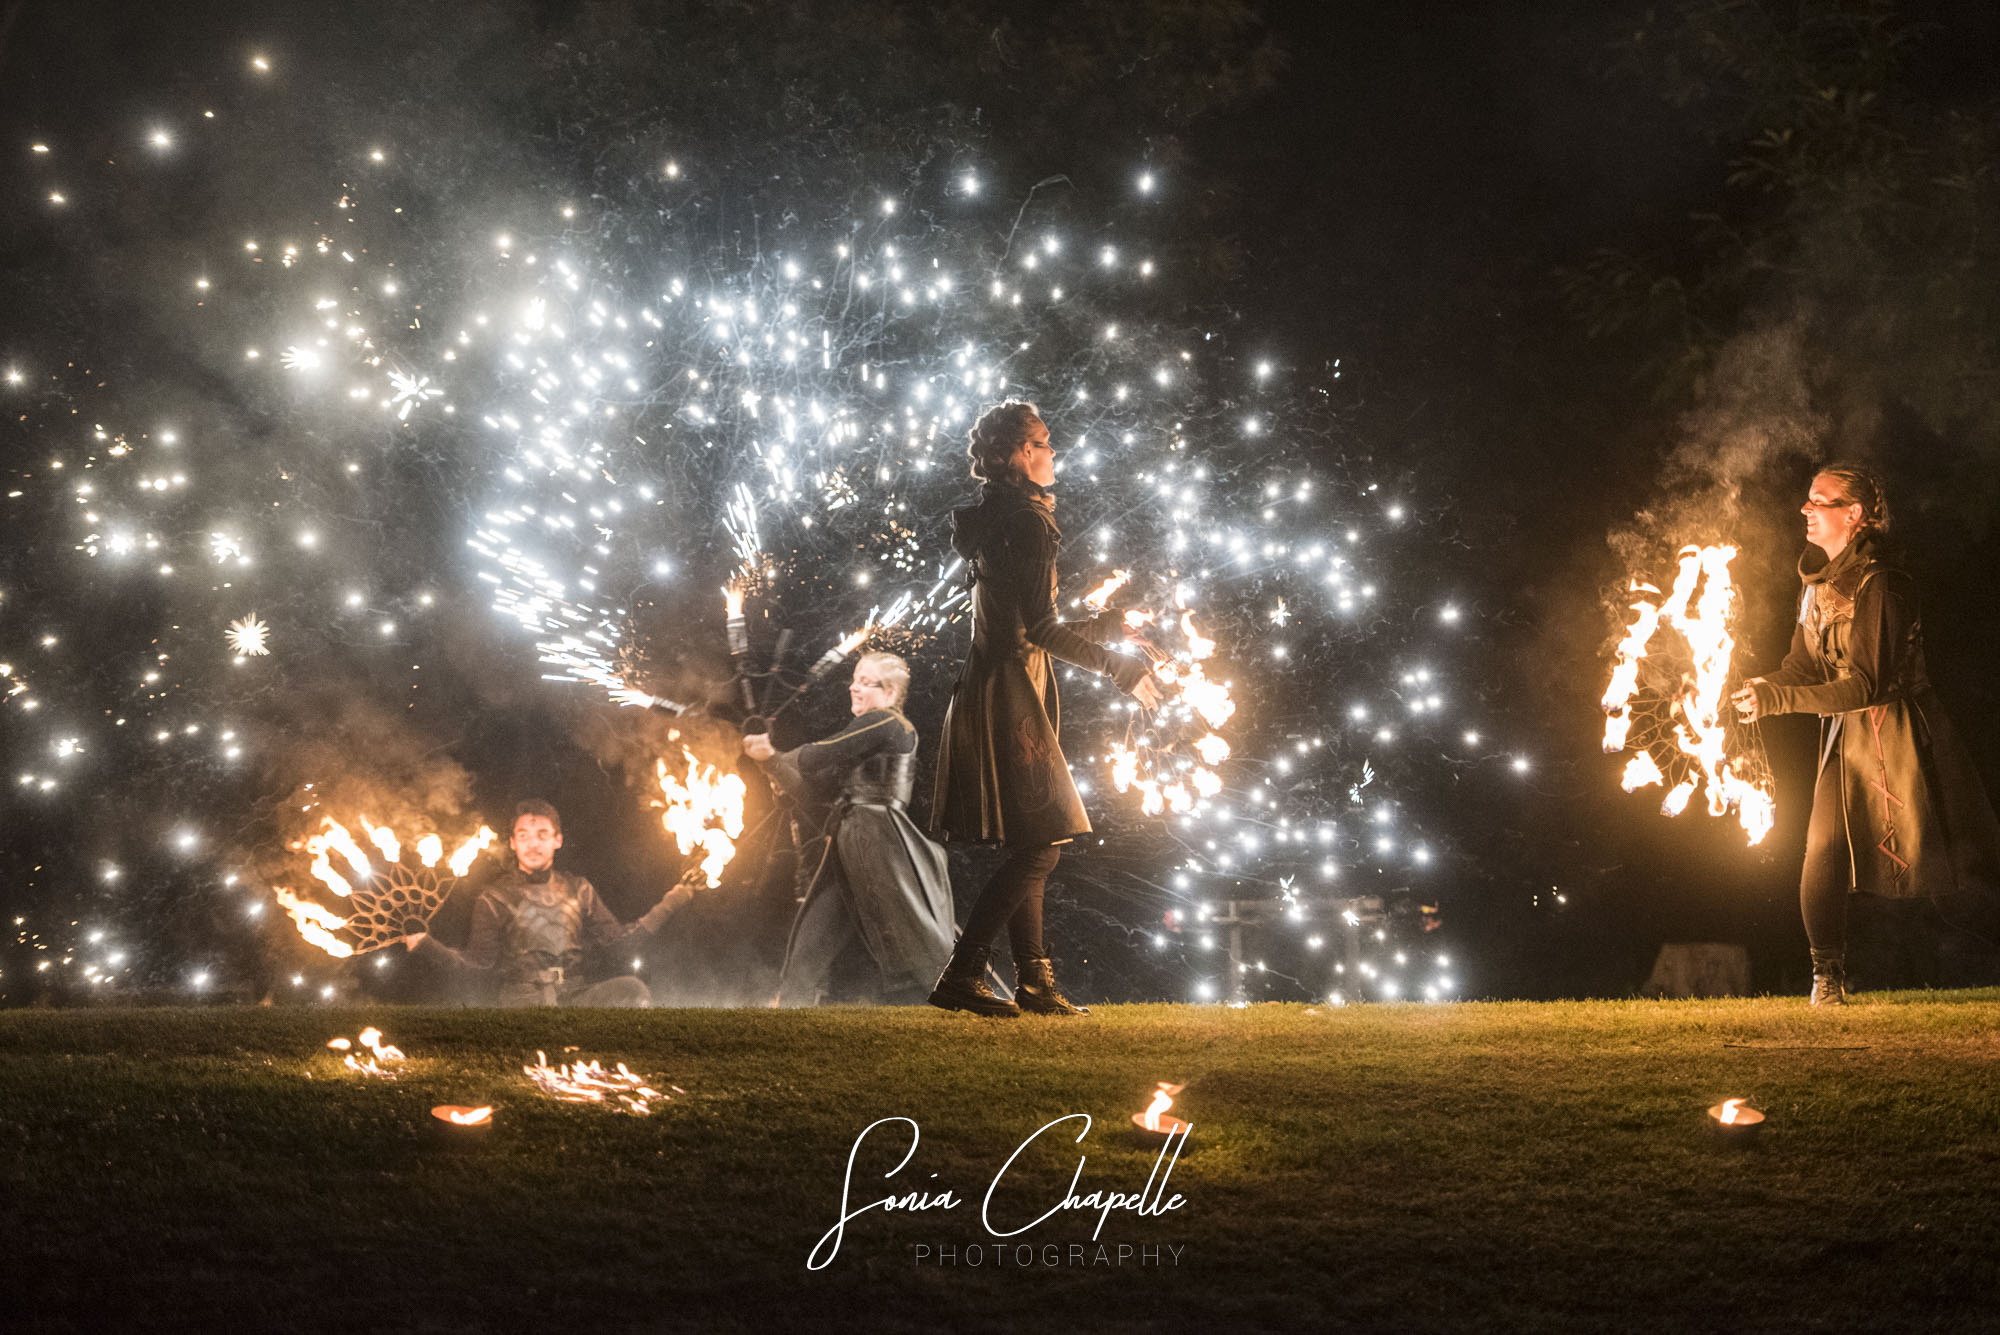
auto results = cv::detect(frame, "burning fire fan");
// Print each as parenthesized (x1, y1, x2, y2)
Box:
(1601, 544, 1776, 845)
(273, 816, 499, 957)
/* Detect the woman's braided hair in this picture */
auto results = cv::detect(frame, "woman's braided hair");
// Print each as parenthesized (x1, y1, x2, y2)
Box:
(1816, 464, 1891, 535)
(967, 399, 1042, 482)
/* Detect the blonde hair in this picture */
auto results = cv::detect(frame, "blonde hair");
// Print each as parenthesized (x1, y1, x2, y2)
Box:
(1814, 464, 1890, 535)
(854, 651, 910, 708)
(967, 399, 1042, 483)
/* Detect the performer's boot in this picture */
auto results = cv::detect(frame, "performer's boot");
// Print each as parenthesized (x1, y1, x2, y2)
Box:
(928, 945, 1020, 1018)
(1014, 955, 1090, 1016)
(1809, 949, 1847, 1007)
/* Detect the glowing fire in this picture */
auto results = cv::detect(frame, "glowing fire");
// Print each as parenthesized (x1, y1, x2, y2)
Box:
(275, 815, 498, 956)
(1104, 602, 1234, 817)
(328, 1026, 406, 1078)
(1718, 1098, 1745, 1125)
(653, 747, 748, 887)
(523, 1050, 670, 1115)
(1133, 1081, 1189, 1134)
(437, 1105, 494, 1126)
(1083, 569, 1132, 611)
(1600, 544, 1776, 845)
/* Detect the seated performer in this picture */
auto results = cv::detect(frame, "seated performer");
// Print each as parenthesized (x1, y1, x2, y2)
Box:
(402, 799, 693, 1006)
(742, 652, 955, 1005)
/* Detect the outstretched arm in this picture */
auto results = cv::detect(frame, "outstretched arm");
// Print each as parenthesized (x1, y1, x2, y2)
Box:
(409, 894, 504, 971)
(1001, 510, 1155, 697)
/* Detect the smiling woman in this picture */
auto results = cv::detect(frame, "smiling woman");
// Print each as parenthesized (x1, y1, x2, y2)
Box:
(1733, 466, 2000, 1004)
(741, 653, 954, 1006)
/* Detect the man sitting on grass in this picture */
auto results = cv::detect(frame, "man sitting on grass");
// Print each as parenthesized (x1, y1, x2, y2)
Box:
(403, 799, 693, 1006)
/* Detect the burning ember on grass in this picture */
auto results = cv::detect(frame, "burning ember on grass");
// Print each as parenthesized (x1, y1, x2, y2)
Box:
(653, 747, 749, 888)
(327, 1026, 406, 1078)
(522, 1050, 675, 1115)
(1600, 544, 1776, 845)
(273, 815, 498, 956)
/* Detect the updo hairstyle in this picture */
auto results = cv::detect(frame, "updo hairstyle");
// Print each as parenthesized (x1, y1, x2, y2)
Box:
(967, 399, 1042, 483)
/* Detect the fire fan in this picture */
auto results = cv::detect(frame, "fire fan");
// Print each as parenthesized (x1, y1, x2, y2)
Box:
(1601, 544, 1776, 845)
(272, 817, 498, 957)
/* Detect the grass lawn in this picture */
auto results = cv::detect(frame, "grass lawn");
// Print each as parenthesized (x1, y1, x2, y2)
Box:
(5, 993, 2000, 1333)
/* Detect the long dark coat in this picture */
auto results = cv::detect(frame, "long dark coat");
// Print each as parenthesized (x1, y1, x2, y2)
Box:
(930, 482, 1148, 847)
(768, 708, 955, 994)
(1751, 536, 2000, 901)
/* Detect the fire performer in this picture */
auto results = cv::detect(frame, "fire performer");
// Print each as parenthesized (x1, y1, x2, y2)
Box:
(740, 652, 954, 1005)
(1732, 467, 2000, 1004)
(927, 400, 1165, 1017)
(401, 800, 694, 1006)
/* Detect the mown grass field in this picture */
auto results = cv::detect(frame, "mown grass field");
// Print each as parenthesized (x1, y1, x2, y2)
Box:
(4, 994, 1999, 1333)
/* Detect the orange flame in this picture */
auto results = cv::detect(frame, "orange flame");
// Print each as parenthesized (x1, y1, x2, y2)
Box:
(1084, 570, 1132, 612)
(1138, 1081, 1186, 1131)
(1601, 545, 1775, 844)
(442, 1105, 494, 1126)
(278, 814, 498, 957)
(524, 1050, 665, 1115)
(653, 747, 748, 888)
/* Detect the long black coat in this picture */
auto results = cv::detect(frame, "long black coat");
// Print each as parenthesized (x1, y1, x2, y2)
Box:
(930, 482, 1148, 847)
(1751, 537, 2000, 901)
(768, 709, 955, 993)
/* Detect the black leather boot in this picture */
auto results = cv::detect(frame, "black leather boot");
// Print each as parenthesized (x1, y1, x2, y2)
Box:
(1809, 949, 1847, 1006)
(1015, 955, 1090, 1016)
(928, 945, 1020, 1018)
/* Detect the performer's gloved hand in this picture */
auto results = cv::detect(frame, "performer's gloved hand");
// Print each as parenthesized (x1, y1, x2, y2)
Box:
(609, 687, 657, 709)
(741, 733, 777, 762)
(401, 931, 428, 952)
(1731, 679, 1764, 723)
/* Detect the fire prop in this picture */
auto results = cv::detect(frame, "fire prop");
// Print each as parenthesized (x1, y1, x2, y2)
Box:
(1104, 598, 1234, 818)
(327, 1026, 406, 1078)
(523, 1050, 671, 1115)
(273, 816, 499, 956)
(1600, 544, 1776, 845)
(1707, 1097, 1766, 1141)
(1130, 1081, 1191, 1139)
(653, 747, 749, 888)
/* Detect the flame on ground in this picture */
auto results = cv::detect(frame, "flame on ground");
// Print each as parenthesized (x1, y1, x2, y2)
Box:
(1601, 544, 1776, 845)
(1139, 1081, 1186, 1131)
(1719, 1097, 1744, 1125)
(524, 1050, 666, 1115)
(653, 748, 748, 888)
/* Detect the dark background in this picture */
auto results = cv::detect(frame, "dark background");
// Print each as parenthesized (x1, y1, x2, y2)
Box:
(3, 0, 1997, 1002)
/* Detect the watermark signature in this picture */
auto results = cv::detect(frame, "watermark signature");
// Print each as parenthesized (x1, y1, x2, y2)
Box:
(807, 1113, 1190, 1271)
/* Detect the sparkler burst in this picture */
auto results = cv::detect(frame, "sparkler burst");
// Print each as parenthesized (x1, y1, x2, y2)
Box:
(3, 52, 1519, 1005)
(226, 614, 271, 657)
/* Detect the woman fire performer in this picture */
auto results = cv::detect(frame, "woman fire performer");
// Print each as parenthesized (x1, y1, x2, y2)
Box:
(928, 400, 1165, 1018)
(743, 652, 956, 1005)
(1732, 466, 2000, 1005)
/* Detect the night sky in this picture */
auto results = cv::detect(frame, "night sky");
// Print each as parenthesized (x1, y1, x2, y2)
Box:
(4, 0, 1997, 1004)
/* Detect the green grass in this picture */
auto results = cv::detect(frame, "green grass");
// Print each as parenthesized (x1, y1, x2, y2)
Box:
(5, 994, 2000, 1333)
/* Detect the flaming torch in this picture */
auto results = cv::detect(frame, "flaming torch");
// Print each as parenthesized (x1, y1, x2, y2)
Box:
(274, 816, 498, 957)
(653, 746, 749, 887)
(1600, 544, 1776, 845)
(723, 580, 757, 712)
